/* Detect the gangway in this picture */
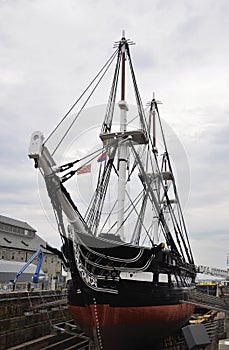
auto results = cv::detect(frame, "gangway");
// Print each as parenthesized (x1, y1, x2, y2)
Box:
(197, 265, 228, 279)
(182, 290, 229, 313)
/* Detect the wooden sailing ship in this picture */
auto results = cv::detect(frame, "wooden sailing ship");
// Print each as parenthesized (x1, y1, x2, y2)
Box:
(29, 33, 196, 349)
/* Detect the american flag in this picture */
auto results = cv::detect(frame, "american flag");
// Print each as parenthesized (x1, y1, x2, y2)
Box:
(77, 164, 91, 175)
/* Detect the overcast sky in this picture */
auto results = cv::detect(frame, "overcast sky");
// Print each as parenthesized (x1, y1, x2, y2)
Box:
(0, 0, 228, 270)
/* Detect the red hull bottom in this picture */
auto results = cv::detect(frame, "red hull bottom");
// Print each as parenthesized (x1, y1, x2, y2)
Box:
(68, 303, 195, 350)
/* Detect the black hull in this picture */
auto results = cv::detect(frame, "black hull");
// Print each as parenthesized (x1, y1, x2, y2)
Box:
(62, 232, 196, 349)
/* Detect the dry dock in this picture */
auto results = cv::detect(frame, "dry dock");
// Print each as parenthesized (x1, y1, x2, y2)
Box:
(0, 290, 91, 350)
(0, 288, 228, 349)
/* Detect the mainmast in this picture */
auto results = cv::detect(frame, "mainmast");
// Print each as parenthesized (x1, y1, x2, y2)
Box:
(117, 32, 128, 240)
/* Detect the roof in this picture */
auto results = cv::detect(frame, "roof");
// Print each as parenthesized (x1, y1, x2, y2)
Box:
(0, 230, 50, 252)
(196, 273, 224, 282)
(0, 215, 56, 255)
(0, 260, 45, 282)
(0, 214, 35, 232)
(0, 259, 44, 274)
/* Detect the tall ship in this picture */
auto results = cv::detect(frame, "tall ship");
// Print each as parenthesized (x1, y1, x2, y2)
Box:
(28, 33, 196, 349)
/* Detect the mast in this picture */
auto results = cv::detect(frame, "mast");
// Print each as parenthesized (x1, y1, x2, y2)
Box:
(117, 32, 128, 240)
(152, 92, 156, 148)
(149, 93, 160, 243)
(151, 92, 162, 150)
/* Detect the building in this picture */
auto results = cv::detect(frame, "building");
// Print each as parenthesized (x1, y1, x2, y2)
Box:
(0, 214, 62, 282)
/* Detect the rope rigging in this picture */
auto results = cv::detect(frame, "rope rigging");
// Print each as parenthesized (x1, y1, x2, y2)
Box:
(39, 35, 194, 268)
(143, 100, 194, 263)
(85, 155, 116, 235)
(102, 49, 122, 133)
(44, 48, 119, 155)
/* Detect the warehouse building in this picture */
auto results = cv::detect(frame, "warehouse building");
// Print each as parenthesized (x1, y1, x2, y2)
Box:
(0, 214, 62, 284)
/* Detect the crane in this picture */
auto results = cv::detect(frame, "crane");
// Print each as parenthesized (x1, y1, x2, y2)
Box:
(13, 248, 44, 285)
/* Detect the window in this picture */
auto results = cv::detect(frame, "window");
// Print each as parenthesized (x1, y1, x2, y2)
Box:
(21, 241, 29, 247)
(3, 237, 12, 244)
(158, 274, 168, 283)
(0, 222, 34, 236)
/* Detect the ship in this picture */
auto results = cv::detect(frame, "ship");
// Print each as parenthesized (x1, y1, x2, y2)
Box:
(28, 33, 196, 350)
